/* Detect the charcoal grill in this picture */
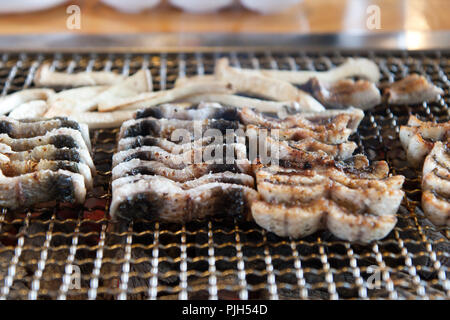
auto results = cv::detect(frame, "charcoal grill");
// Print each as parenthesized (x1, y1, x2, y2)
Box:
(0, 33, 448, 300)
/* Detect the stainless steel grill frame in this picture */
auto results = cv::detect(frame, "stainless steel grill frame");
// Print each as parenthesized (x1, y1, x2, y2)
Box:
(0, 47, 448, 300)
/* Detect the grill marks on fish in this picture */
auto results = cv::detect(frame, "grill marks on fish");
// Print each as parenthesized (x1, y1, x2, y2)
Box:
(251, 161, 404, 242)
(239, 107, 364, 133)
(0, 116, 94, 209)
(386, 74, 444, 105)
(246, 129, 356, 164)
(421, 142, 450, 226)
(399, 115, 450, 167)
(243, 106, 402, 242)
(400, 115, 449, 227)
(289, 139, 357, 160)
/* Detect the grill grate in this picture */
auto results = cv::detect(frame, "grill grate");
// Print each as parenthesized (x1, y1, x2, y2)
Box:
(0, 50, 449, 300)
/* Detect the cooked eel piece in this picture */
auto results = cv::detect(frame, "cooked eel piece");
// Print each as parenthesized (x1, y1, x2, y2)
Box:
(112, 143, 249, 169)
(0, 169, 86, 209)
(386, 74, 444, 105)
(180, 93, 325, 115)
(118, 128, 356, 160)
(135, 103, 240, 121)
(214, 57, 325, 112)
(326, 203, 398, 243)
(399, 115, 450, 167)
(112, 158, 252, 181)
(254, 164, 403, 216)
(246, 124, 353, 145)
(251, 160, 404, 242)
(289, 139, 357, 160)
(8, 100, 48, 120)
(235, 57, 381, 85)
(45, 86, 108, 113)
(0, 159, 93, 189)
(300, 78, 381, 110)
(239, 107, 364, 133)
(404, 115, 450, 139)
(118, 135, 220, 152)
(250, 200, 328, 238)
(118, 117, 242, 140)
(422, 142, 450, 226)
(95, 69, 153, 110)
(246, 129, 354, 163)
(254, 156, 384, 181)
(0, 117, 91, 151)
(0, 88, 54, 115)
(34, 63, 126, 87)
(0, 144, 95, 174)
(112, 172, 255, 189)
(98, 80, 234, 112)
(251, 200, 397, 242)
(57, 110, 136, 130)
(0, 127, 91, 155)
(109, 175, 259, 222)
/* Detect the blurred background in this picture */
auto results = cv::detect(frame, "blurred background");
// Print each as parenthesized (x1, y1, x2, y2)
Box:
(0, 0, 448, 35)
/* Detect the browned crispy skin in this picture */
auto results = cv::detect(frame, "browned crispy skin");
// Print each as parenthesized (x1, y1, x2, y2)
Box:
(239, 107, 363, 132)
(303, 78, 381, 110)
(386, 74, 444, 105)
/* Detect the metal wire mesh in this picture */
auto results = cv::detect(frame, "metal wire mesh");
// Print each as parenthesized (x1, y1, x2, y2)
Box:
(0, 50, 448, 300)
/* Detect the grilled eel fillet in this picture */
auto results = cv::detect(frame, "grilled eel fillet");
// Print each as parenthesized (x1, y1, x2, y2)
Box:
(0, 159, 93, 189)
(0, 169, 86, 209)
(240, 107, 363, 145)
(300, 78, 381, 110)
(118, 117, 242, 140)
(0, 127, 90, 153)
(0, 117, 91, 152)
(385, 74, 444, 105)
(0, 116, 95, 209)
(118, 135, 218, 152)
(109, 175, 259, 222)
(251, 156, 404, 243)
(399, 115, 449, 226)
(112, 171, 255, 189)
(134, 103, 239, 121)
(0, 144, 95, 174)
(134, 104, 364, 135)
(239, 107, 364, 132)
(422, 142, 450, 226)
(112, 143, 249, 168)
(112, 158, 252, 181)
(399, 115, 449, 168)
